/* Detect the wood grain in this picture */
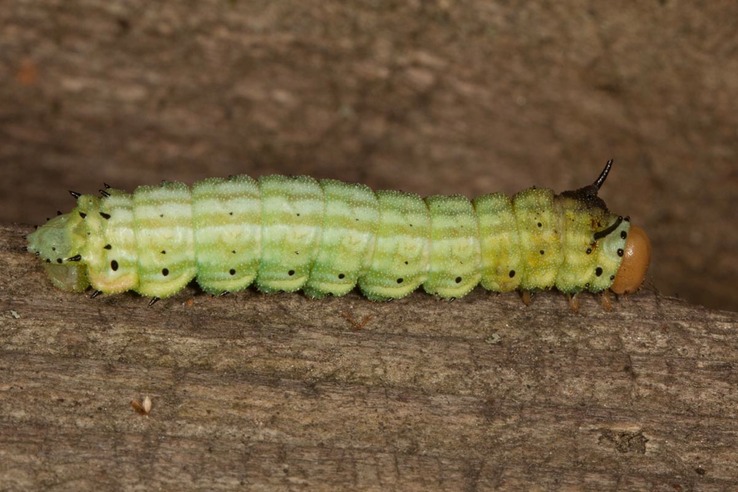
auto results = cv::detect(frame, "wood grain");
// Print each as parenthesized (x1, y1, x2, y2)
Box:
(1, 224, 736, 490)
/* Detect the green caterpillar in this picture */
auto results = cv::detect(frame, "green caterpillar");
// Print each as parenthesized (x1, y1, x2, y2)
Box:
(27, 161, 651, 301)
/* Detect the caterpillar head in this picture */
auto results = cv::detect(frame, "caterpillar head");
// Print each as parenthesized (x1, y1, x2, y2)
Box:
(610, 224, 651, 294)
(562, 160, 652, 295)
(27, 211, 90, 292)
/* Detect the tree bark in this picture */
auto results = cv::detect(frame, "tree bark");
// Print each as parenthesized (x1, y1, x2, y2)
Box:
(1, 224, 737, 490)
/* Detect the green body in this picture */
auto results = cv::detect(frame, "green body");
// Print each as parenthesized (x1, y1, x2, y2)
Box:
(27, 174, 629, 299)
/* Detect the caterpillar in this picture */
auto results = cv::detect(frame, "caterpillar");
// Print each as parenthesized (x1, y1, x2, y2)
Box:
(27, 160, 651, 302)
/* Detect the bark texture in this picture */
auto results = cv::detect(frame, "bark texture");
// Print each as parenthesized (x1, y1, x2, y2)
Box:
(2, 224, 738, 490)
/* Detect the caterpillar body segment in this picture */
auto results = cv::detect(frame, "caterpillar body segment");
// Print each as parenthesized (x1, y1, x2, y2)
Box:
(27, 162, 651, 300)
(303, 179, 379, 298)
(192, 175, 261, 294)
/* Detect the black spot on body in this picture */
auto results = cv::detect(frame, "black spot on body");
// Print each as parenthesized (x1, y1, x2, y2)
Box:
(111, 260, 119, 271)
(229, 269, 236, 275)
(56, 258, 62, 264)
(595, 267, 603, 277)
(161, 250, 166, 254)
(288, 270, 295, 276)
(537, 222, 542, 228)
(338, 273, 345, 279)
(586, 248, 592, 255)
(455, 277, 462, 284)
(509, 270, 516, 278)
(397, 278, 403, 284)
(104, 244, 112, 250)
(621, 231, 627, 239)
(162, 268, 169, 276)
(539, 250, 545, 255)
(79, 212, 87, 219)
(617, 248, 624, 257)
(99, 212, 111, 220)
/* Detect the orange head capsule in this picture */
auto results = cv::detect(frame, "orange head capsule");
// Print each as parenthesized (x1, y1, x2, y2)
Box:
(610, 225, 652, 294)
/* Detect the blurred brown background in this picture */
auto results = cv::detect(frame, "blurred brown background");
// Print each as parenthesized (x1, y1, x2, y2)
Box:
(1, 1, 736, 311)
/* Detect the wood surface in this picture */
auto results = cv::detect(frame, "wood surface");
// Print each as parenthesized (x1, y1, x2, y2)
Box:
(1, 2, 737, 489)
(2, 224, 737, 490)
